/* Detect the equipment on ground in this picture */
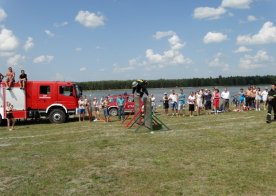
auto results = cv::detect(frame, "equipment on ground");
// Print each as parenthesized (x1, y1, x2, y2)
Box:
(123, 96, 169, 132)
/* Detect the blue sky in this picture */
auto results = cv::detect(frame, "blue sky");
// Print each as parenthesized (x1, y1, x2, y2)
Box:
(0, 0, 275, 82)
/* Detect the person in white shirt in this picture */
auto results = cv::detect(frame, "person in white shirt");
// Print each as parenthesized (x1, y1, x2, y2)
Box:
(195, 90, 203, 116)
(168, 90, 178, 116)
(150, 94, 156, 112)
(188, 92, 196, 117)
(78, 96, 86, 121)
(261, 87, 268, 110)
(221, 88, 230, 112)
(255, 87, 262, 111)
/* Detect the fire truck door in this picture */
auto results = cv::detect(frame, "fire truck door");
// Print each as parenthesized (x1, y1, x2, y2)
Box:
(5, 87, 26, 118)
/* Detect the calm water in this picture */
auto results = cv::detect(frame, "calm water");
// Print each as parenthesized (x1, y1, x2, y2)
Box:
(83, 85, 270, 104)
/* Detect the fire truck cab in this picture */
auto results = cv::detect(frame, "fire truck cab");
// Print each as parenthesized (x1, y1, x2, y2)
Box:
(0, 81, 82, 123)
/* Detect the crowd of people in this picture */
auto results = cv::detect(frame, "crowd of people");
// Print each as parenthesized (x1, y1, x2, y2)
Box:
(3, 76, 276, 129)
(161, 85, 273, 117)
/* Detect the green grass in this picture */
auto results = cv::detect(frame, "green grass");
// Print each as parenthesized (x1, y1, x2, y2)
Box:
(0, 110, 275, 195)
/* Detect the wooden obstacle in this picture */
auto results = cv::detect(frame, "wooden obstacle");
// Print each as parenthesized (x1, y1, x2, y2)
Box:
(124, 96, 169, 132)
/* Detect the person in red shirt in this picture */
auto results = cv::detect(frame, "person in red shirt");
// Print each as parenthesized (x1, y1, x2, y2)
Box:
(213, 88, 220, 114)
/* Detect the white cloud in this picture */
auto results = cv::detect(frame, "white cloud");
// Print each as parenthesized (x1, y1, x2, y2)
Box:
(145, 32, 191, 67)
(113, 59, 135, 73)
(234, 46, 252, 53)
(0, 8, 7, 22)
(0, 51, 14, 57)
(203, 32, 228, 44)
(153, 31, 175, 39)
(33, 55, 54, 64)
(23, 37, 34, 51)
(113, 32, 191, 73)
(193, 6, 226, 20)
(7, 54, 26, 66)
(45, 30, 54, 37)
(247, 15, 257, 22)
(80, 67, 87, 72)
(239, 50, 273, 69)
(208, 53, 229, 71)
(237, 21, 276, 45)
(54, 21, 68, 27)
(75, 47, 82, 52)
(0, 28, 19, 51)
(75, 11, 105, 28)
(221, 0, 252, 9)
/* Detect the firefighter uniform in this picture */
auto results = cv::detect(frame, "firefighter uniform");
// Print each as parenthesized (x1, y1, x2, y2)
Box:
(266, 84, 276, 123)
(132, 79, 149, 98)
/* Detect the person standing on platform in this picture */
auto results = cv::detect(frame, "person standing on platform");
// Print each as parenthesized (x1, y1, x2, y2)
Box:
(132, 79, 149, 98)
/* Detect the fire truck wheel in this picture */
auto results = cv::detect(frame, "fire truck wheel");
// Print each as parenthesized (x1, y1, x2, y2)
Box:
(49, 109, 66, 123)
(109, 108, 118, 116)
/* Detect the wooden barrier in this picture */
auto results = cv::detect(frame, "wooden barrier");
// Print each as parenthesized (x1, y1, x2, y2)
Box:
(124, 96, 169, 132)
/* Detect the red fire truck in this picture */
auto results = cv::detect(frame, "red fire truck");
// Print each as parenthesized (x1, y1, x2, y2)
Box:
(0, 81, 82, 123)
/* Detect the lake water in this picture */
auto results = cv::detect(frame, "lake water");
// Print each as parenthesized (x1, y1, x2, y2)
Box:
(83, 85, 270, 105)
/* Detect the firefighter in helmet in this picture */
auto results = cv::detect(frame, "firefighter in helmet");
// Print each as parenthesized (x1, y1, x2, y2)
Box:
(132, 79, 149, 98)
(266, 83, 276, 123)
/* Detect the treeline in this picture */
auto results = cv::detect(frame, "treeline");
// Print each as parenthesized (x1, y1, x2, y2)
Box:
(77, 75, 276, 90)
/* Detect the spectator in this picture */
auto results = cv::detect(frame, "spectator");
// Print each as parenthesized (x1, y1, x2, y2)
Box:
(188, 92, 196, 117)
(5, 67, 15, 90)
(150, 94, 156, 112)
(245, 86, 254, 110)
(221, 88, 230, 112)
(237, 88, 246, 112)
(91, 97, 100, 121)
(261, 87, 268, 111)
(178, 89, 185, 117)
(255, 87, 262, 111)
(116, 94, 125, 121)
(195, 89, 203, 116)
(203, 89, 212, 114)
(102, 96, 110, 122)
(19, 70, 27, 89)
(168, 90, 178, 116)
(86, 97, 93, 121)
(78, 96, 86, 121)
(213, 88, 220, 114)
(6, 102, 15, 131)
(163, 92, 169, 115)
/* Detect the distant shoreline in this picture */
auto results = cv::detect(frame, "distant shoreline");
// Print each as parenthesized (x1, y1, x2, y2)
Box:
(77, 75, 276, 90)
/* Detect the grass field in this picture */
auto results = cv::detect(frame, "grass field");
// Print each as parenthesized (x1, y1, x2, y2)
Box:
(0, 110, 275, 195)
